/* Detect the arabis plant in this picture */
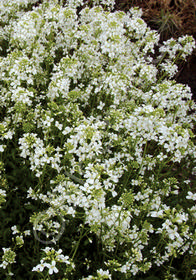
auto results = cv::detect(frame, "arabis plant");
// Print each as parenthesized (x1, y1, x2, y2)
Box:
(0, 0, 195, 279)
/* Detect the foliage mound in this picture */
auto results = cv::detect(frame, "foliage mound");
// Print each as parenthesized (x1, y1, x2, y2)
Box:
(0, 0, 196, 279)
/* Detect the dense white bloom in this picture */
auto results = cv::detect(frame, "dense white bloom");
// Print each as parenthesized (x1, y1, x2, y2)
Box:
(0, 1, 195, 279)
(160, 60, 178, 78)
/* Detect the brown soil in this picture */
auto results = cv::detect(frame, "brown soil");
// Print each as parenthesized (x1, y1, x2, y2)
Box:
(176, 53, 196, 101)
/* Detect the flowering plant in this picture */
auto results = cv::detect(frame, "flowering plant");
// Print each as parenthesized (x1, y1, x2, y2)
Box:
(0, 0, 196, 279)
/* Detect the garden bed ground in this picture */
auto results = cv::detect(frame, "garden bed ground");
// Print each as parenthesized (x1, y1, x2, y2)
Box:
(176, 53, 196, 101)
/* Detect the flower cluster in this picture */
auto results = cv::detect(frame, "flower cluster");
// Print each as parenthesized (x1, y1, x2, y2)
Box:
(0, 0, 195, 279)
(0, 248, 16, 270)
(32, 247, 73, 277)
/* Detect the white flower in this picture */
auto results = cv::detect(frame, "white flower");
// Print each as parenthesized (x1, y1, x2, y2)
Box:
(62, 126, 72, 135)
(97, 268, 112, 279)
(0, 189, 6, 197)
(97, 101, 105, 110)
(0, 145, 5, 152)
(0, 260, 9, 269)
(23, 230, 31, 236)
(192, 269, 196, 275)
(4, 130, 14, 139)
(32, 260, 47, 272)
(11, 225, 19, 235)
(186, 191, 196, 200)
(46, 260, 59, 275)
(55, 121, 63, 130)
